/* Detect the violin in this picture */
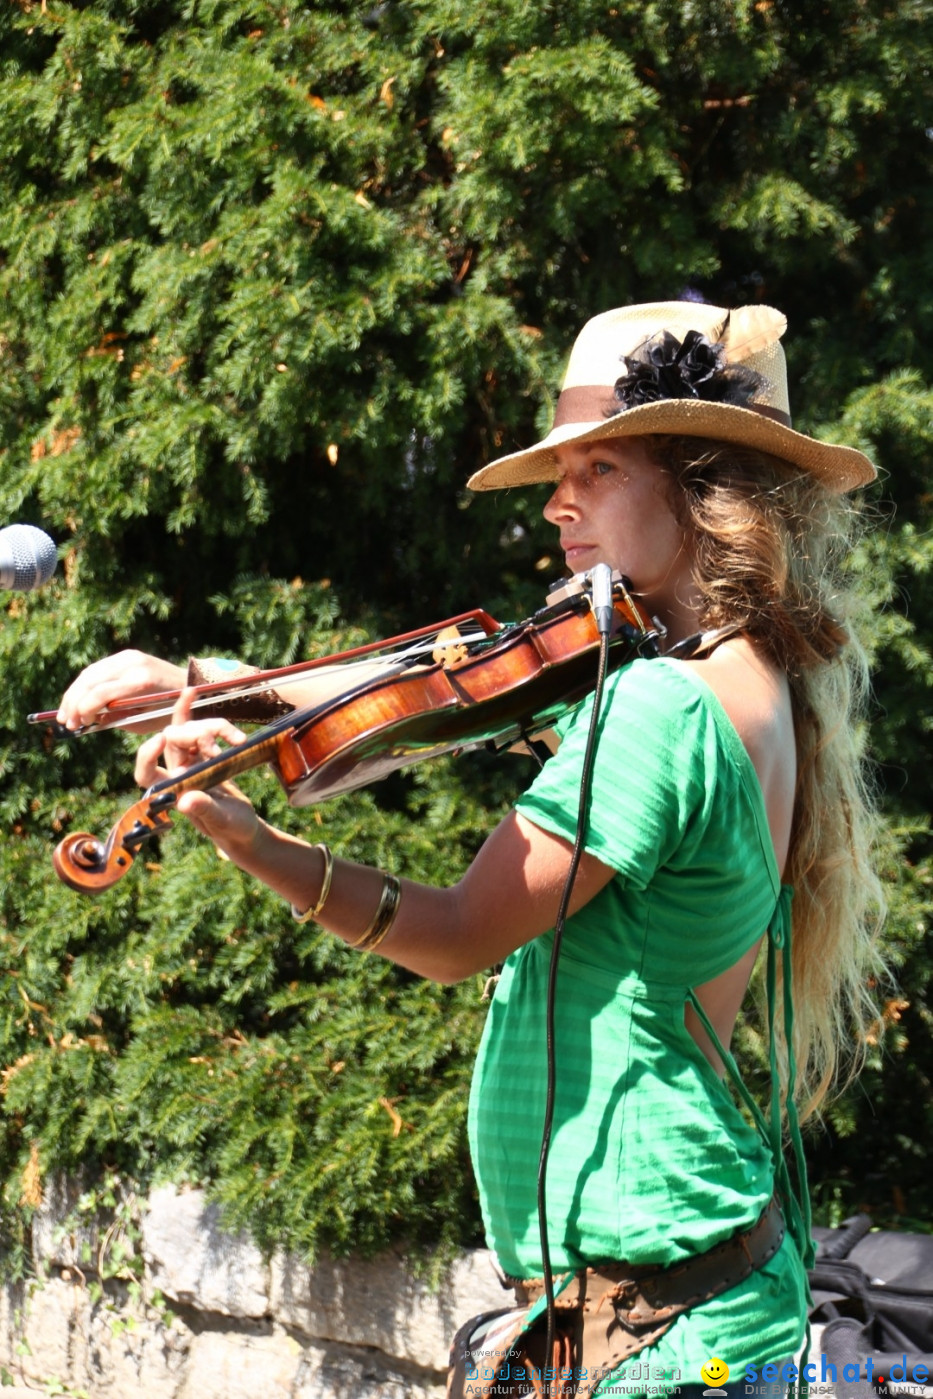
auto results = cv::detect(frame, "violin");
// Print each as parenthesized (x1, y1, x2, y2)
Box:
(48, 574, 662, 895)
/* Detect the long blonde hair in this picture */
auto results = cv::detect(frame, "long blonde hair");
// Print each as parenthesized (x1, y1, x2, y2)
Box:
(647, 434, 886, 1119)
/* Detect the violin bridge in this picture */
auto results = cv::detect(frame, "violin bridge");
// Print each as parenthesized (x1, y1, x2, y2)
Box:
(431, 625, 469, 668)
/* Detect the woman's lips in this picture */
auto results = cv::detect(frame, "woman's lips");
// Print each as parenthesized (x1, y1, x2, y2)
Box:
(562, 543, 596, 569)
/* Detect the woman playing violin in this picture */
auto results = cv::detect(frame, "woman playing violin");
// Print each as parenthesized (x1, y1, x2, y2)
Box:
(56, 302, 884, 1392)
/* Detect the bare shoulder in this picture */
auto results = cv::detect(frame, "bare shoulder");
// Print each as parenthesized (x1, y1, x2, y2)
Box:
(679, 640, 792, 754)
(678, 639, 796, 871)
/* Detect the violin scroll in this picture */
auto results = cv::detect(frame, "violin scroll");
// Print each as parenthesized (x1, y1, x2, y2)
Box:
(52, 795, 177, 893)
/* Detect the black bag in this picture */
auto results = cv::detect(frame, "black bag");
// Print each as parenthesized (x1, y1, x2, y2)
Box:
(809, 1214, 933, 1374)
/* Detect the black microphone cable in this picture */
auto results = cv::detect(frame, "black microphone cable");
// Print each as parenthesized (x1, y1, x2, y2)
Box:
(536, 562, 614, 1394)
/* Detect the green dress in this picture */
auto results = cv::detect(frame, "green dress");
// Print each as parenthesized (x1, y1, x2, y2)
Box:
(467, 658, 809, 1386)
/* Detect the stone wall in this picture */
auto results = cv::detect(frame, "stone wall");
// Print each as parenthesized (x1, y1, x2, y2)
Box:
(1, 1181, 508, 1398)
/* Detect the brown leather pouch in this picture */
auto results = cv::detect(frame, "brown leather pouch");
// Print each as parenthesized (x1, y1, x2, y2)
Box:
(445, 1281, 673, 1399)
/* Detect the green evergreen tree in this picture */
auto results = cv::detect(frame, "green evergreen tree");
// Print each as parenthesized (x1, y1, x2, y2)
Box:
(0, 0, 931, 1264)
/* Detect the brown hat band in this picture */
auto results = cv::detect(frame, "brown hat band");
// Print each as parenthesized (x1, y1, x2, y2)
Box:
(552, 385, 793, 431)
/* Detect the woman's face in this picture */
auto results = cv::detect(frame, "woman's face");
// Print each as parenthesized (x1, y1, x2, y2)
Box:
(543, 436, 699, 633)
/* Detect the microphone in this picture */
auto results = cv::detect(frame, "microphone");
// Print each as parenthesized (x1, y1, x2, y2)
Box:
(0, 524, 58, 592)
(590, 562, 614, 637)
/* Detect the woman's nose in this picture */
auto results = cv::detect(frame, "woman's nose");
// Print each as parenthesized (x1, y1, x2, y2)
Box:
(543, 475, 580, 523)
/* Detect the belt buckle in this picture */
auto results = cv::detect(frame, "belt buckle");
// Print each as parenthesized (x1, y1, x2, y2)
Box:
(606, 1276, 675, 1328)
(601, 1275, 640, 1317)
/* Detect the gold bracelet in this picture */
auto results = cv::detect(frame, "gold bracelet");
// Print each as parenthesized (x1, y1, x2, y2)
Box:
(348, 874, 402, 952)
(291, 843, 334, 924)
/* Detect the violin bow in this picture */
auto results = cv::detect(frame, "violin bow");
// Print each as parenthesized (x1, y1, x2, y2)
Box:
(28, 608, 501, 735)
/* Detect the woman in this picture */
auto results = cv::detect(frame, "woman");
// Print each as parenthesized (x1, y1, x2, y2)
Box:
(57, 301, 884, 1393)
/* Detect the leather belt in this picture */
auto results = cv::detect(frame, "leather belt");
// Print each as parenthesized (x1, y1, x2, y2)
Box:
(512, 1194, 786, 1322)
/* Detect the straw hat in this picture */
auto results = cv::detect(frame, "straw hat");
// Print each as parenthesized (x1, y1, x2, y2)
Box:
(467, 301, 876, 494)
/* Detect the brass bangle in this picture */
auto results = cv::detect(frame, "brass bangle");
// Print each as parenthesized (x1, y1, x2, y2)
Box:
(348, 873, 402, 952)
(291, 843, 334, 924)
(359, 879, 401, 953)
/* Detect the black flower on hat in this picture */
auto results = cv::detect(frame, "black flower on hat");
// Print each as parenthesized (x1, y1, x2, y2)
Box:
(611, 325, 765, 414)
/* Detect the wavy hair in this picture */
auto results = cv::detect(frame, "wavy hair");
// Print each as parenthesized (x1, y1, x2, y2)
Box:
(645, 434, 886, 1120)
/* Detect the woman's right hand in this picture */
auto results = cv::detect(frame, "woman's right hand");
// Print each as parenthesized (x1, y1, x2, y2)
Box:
(56, 650, 188, 733)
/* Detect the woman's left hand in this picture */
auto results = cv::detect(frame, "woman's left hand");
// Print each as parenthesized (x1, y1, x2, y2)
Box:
(134, 690, 259, 863)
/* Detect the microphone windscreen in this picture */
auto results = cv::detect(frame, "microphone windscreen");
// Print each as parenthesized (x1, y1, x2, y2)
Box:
(0, 524, 58, 591)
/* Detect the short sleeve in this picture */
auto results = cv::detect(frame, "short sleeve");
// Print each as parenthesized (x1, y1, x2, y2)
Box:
(515, 659, 722, 889)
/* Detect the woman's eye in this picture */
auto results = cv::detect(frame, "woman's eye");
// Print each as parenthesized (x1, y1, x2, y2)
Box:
(593, 460, 615, 477)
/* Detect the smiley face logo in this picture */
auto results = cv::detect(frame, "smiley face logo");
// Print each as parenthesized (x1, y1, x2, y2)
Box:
(701, 1358, 730, 1390)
